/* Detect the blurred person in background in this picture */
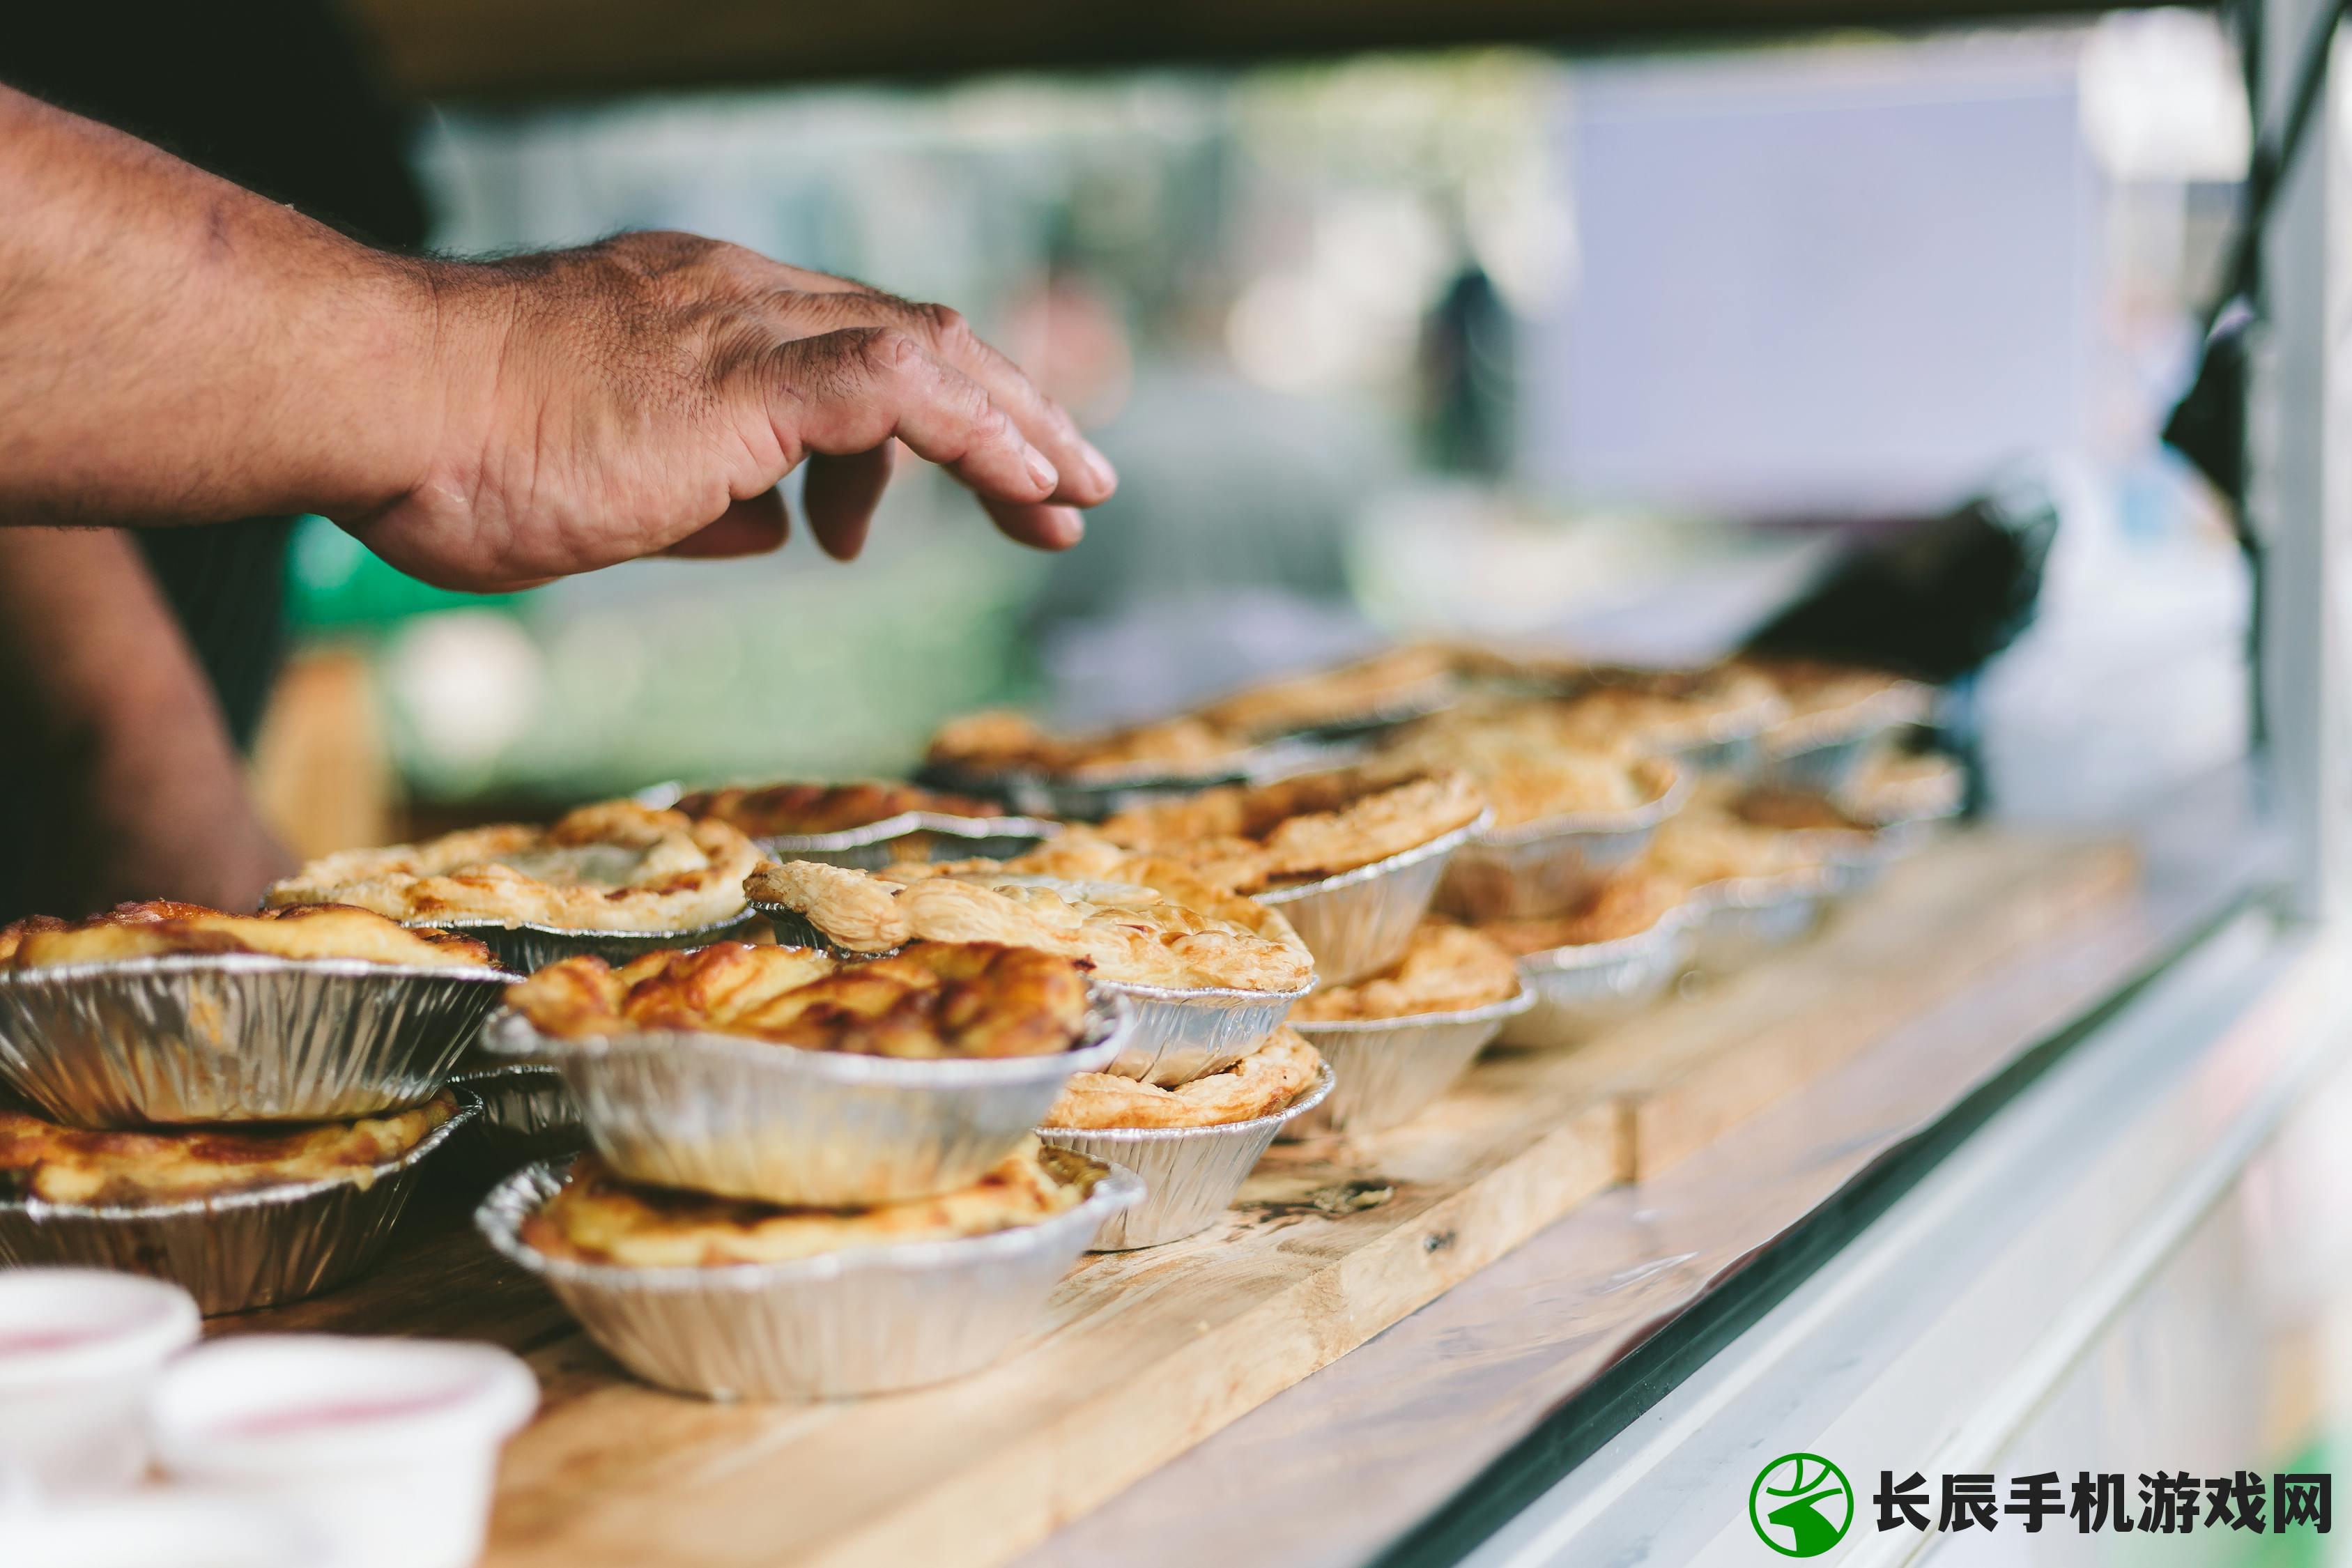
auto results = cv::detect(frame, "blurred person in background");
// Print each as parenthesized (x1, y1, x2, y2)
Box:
(0, 6, 1114, 923)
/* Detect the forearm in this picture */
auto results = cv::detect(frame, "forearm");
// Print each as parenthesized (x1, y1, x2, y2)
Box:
(0, 527, 291, 914)
(0, 84, 452, 528)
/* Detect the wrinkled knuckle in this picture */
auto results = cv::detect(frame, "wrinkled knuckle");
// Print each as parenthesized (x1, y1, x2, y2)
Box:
(862, 328, 925, 378)
(918, 302, 973, 350)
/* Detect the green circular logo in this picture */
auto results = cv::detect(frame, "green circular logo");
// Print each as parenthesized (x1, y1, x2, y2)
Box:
(1749, 1453, 1854, 1557)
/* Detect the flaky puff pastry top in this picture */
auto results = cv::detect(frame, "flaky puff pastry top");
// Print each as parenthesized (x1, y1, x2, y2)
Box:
(524, 1138, 1091, 1268)
(266, 801, 761, 932)
(505, 940, 1091, 1059)
(1087, 767, 1484, 896)
(0, 901, 498, 971)
(1044, 1029, 1323, 1130)
(0, 1093, 458, 1206)
(1291, 921, 1521, 1022)
(746, 856, 1314, 993)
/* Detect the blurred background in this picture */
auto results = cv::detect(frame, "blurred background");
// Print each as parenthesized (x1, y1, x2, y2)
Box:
(249, 11, 2253, 852)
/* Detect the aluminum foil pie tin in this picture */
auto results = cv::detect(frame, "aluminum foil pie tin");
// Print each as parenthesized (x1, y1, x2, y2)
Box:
(917, 735, 1356, 822)
(1498, 915, 1694, 1049)
(481, 988, 1134, 1208)
(0, 955, 507, 1128)
(1256, 812, 1489, 987)
(422, 913, 760, 976)
(752, 812, 1061, 871)
(477, 1148, 1142, 1401)
(449, 1061, 584, 1152)
(1683, 874, 1832, 976)
(0, 1094, 478, 1315)
(1289, 989, 1535, 1135)
(1438, 772, 1693, 923)
(1095, 976, 1309, 1088)
(1037, 1063, 1332, 1250)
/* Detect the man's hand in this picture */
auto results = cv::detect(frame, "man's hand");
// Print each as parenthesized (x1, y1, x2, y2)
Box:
(0, 89, 1115, 590)
(360, 234, 1118, 590)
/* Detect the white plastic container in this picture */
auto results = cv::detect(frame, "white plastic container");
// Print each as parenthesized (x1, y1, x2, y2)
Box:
(0, 1268, 200, 1492)
(148, 1335, 538, 1568)
(4, 1489, 323, 1567)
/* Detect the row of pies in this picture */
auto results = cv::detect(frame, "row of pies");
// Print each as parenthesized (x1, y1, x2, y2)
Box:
(0, 651, 1951, 1400)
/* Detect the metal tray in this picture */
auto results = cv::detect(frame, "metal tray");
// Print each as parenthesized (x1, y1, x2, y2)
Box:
(481, 987, 1133, 1207)
(1498, 914, 1695, 1049)
(476, 1148, 1142, 1401)
(1438, 771, 1693, 923)
(0, 1094, 478, 1314)
(1289, 988, 1534, 1135)
(0, 955, 507, 1128)
(422, 913, 760, 976)
(1037, 1063, 1333, 1250)
(1256, 812, 1488, 986)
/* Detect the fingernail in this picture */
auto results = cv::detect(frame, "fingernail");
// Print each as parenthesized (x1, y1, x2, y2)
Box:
(1025, 448, 1060, 493)
(1059, 511, 1086, 546)
(1082, 445, 1116, 493)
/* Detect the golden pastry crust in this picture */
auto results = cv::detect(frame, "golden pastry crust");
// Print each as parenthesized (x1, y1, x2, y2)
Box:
(675, 781, 1006, 838)
(266, 801, 760, 932)
(0, 902, 497, 971)
(0, 1094, 458, 1206)
(505, 941, 1090, 1059)
(1477, 873, 1686, 955)
(748, 857, 1314, 992)
(1092, 768, 1484, 893)
(1378, 702, 1677, 829)
(925, 709, 1250, 777)
(523, 1139, 1087, 1268)
(1292, 921, 1521, 1022)
(1191, 645, 1459, 739)
(1043, 1030, 1323, 1130)
(1546, 664, 1787, 753)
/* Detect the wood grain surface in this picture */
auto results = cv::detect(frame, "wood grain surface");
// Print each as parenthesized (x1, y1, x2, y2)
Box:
(210, 829, 2133, 1568)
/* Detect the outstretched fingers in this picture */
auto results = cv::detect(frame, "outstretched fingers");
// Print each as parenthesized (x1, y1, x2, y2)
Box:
(764, 328, 1086, 549)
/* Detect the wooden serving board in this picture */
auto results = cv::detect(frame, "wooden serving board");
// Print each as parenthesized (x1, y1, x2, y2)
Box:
(220, 829, 2135, 1568)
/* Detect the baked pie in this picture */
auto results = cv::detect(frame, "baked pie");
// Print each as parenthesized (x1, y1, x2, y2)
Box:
(1043, 1029, 1323, 1130)
(924, 709, 1252, 778)
(1190, 645, 1459, 739)
(1377, 702, 1679, 829)
(0, 1093, 459, 1205)
(1291, 921, 1520, 1022)
(674, 781, 1007, 838)
(746, 858, 1314, 992)
(266, 801, 761, 932)
(1640, 784, 1834, 891)
(1089, 767, 1485, 894)
(1476, 872, 1686, 955)
(505, 941, 1091, 1060)
(0, 901, 497, 971)
(521, 1137, 1089, 1267)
